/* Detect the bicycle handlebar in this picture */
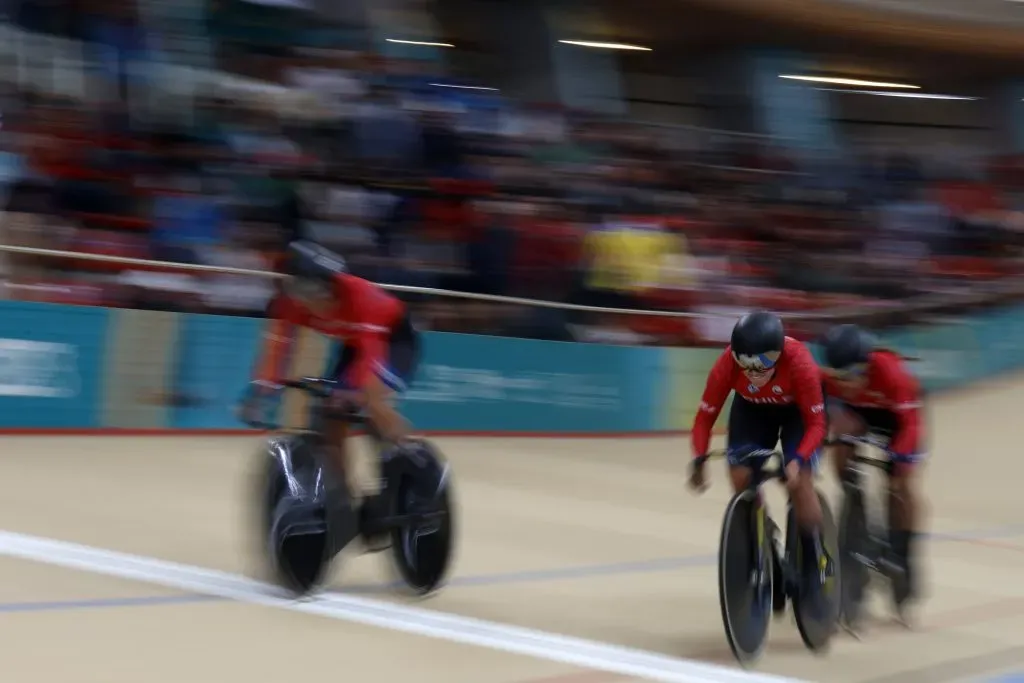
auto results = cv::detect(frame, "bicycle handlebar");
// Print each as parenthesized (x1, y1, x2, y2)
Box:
(240, 377, 340, 430)
(825, 434, 886, 449)
(824, 435, 892, 469)
(702, 448, 788, 482)
(279, 377, 336, 399)
(705, 448, 782, 462)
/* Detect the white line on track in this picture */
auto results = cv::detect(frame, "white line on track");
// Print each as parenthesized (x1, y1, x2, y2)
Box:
(0, 531, 814, 683)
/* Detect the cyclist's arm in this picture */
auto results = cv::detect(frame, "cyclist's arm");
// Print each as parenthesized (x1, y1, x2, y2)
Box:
(340, 275, 410, 440)
(691, 349, 735, 458)
(791, 347, 826, 460)
(878, 355, 922, 457)
(349, 331, 409, 442)
(254, 294, 308, 383)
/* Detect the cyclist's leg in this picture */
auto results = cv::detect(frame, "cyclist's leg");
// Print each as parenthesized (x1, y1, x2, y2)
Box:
(884, 416, 926, 590)
(354, 314, 422, 548)
(890, 455, 923, 544)
(890, 455, 924, 602)
(366, 311, 421, 444)
(351, 313, 421, 450)
(827, 400, 869, 485)
(780, 407, 829, 581)
(381, 311, 421, 391)
(726, 398, 780, 493)
(834, 406, 916, 561)
(323, 341, 357, 491)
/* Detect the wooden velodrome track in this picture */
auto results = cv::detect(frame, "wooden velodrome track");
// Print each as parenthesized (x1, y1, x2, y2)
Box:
(0, 376, 1022, 683)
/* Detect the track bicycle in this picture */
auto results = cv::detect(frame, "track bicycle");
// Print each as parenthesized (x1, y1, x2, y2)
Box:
(245, 377, 455, 597)
(829, 434, 912, 635)
(711, 448, 839, 666)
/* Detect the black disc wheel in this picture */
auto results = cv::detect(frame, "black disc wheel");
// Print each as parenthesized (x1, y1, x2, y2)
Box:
(793, 491, 841, 652)
(388, 453, 456, 597)
(839, 486, 870, 633)
(718, 490, 773, 666)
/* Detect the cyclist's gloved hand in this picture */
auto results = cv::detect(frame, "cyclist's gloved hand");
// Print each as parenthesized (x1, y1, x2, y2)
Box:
(689, 455, 709, 494)
(784, 459, 802, 489)
(237, 379, 282, 427)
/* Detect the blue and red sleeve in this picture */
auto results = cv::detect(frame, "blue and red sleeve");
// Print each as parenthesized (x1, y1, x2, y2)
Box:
(691, 348, 736, 458)
(344, 331, 388, 390)
(874, 352, 922, 456)
(789, 342, 826, 460)
(332, 274, 398, 390)
(255, 294, 308, 384)
(337, 272, 405, 326)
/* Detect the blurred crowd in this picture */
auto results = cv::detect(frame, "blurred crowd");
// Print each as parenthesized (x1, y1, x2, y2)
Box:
(3, 0, 1024, 345)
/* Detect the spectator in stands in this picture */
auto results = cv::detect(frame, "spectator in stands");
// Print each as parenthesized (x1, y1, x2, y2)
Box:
(350, 86, 423, 171)
(467, 197, 517, 297)
(200, 223, 275, 315)
(286, 48, 367, 122)
(872, 182, 952, 270)
(85, 0, 150, 102)
(581, 207, 678, 313)
(510, 197, 582, 302)
(151, 174, 228, 264)
(0, 181, 62, 292)
(422, 111, 467, 177)
(8, 6, 1024, 342)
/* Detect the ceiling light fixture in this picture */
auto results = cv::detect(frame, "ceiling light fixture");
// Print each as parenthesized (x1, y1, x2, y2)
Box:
(815, 87, 978, 100)
(558, 40, 652, 51)
(430, 83, 499, 91)
(780, 74, 919, 89)
(386, 38, 454, 48)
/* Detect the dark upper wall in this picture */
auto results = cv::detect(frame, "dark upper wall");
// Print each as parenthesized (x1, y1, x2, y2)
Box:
(683, 0, 1024, 58)
(824, 0, 1024, 27)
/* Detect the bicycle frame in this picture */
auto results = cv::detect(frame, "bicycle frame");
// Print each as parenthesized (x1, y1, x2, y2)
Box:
(248, 377, 384, 443)
(714, 449, 787, 591)
(830, 434, 904, 583)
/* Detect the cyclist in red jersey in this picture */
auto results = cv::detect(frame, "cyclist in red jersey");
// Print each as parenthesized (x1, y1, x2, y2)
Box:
(241, 240, 420, 548)
(821, 323, 924, 606)
(689, 311, 831, 597)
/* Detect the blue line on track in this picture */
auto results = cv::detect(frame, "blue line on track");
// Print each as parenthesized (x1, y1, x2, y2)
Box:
(0, 594, 221, 614)
(0, 523, 1021, 616)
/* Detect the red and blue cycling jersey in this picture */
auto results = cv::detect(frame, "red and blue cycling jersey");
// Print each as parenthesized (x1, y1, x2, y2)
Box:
(692, 337, 826, 460)
(257, 273, 405, 389)
(822, 349, 922, 457)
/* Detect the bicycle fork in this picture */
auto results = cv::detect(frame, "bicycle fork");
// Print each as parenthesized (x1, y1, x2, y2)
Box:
(750, 501, 783, 608)
(750, 503, 768, 589)
(848, 480, 905, 581)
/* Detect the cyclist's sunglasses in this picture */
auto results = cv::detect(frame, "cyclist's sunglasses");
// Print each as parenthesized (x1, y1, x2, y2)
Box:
(733, 351, 781, 374)
(827, 363, 868, 380)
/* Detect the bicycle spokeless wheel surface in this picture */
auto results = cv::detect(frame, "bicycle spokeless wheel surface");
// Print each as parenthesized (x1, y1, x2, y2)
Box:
(792, 491, 840, 651)
(388, 443, 456, 596)
(718, 489, 772, 665)
(839, 485, 870, 632)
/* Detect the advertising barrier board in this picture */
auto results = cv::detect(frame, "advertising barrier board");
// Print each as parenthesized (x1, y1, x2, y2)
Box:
(0, 302, 109, 428)
(0, 301, 1022, 435)
(400, 333, 666, 434)
(168, 314, 264, 430)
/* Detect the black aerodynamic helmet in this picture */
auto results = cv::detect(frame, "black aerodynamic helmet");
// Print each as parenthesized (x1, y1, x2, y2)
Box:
(282, 240, 347, 300)
(730, 310, 785, 371)
(821, 324, 875, 371)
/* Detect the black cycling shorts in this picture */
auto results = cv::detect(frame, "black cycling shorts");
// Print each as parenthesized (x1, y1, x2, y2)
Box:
(726, 397, 820, 470)
(325, 313, 421, 393)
